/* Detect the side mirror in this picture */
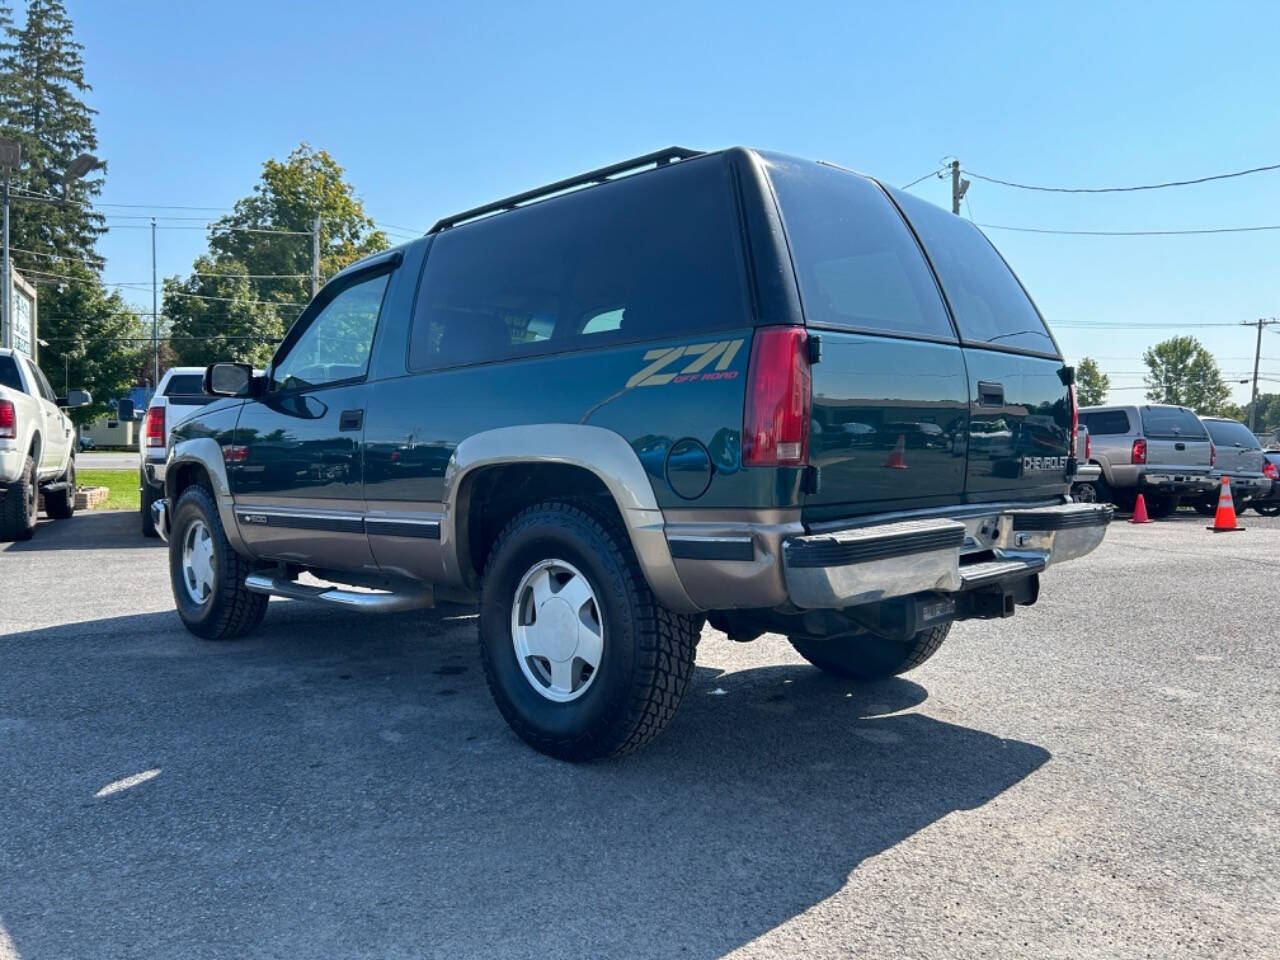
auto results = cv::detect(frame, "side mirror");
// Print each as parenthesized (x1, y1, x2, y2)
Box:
(57, 388, 92, 409)
(204, 362, 255, 397)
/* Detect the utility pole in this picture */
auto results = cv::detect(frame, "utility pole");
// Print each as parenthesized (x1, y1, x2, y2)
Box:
(1242, 317, 1279, 431)
(0, 139, 17, 350)
(311, 215, 321, 299)
(151, 217, 159, 393)
(950, 159, 969, 215)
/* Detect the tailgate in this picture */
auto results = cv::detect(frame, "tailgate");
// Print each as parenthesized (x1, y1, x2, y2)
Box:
(963, 350, 1072, 499)
(1202, 418, 1264, 475)
(1139, 407, 1212, 470)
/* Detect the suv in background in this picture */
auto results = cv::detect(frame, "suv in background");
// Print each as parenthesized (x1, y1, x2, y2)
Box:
(1192, 416, 1268, 516)
(150, 146, 1110, 760)
(1079, 404, 1215, 517)
(139, 367, 220, 536)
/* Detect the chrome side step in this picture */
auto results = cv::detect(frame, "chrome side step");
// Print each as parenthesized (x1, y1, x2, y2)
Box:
(244, 573, 432, 613)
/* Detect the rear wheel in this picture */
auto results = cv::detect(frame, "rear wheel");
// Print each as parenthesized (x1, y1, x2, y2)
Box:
(168, 484, 267, 640)
(0, 456, 38, 541)
(1253, 502, 1280, 517)
(44, 456, 76, 520)
(789, 624, 951, 681)
(1087, 475, 1113, 506)
(478, 499, 699, 761)
(141, 469, 160, 537)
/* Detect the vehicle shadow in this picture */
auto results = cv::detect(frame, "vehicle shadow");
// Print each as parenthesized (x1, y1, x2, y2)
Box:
(1, 606, 1050, 959)
(0, 508, 160, 553)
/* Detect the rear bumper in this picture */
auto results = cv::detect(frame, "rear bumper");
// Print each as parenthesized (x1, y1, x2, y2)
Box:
(1138, 471, 1215, 494)
(780, 501, 1112, 610)
(1208, 473, 1268, 501)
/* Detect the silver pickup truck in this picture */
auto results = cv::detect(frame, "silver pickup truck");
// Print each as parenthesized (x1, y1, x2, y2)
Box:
(1189, 416, 1268, 515)
(1078, 404, 1215, 517)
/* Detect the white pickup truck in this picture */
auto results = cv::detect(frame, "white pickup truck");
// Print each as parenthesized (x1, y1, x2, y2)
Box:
(0, 347, 91, 541)
(139, 366, 222, 537)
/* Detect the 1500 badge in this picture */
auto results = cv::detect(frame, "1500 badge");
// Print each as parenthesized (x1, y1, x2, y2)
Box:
(625, 339, 744, 389)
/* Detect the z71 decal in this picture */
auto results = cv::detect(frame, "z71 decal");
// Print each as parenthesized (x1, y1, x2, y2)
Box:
(625, 339, 744, 389)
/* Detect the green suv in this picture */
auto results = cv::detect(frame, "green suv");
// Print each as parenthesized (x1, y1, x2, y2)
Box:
(151, 147, 1110, 760)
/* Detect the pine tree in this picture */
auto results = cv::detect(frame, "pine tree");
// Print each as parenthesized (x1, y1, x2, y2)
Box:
(0, 1, 143, 422)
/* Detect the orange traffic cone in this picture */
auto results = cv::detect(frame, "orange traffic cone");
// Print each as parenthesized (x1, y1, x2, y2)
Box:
(1129, 493, 1153, 524)
(1207, 477, 1244, 532)
(883, 434, 908, 469)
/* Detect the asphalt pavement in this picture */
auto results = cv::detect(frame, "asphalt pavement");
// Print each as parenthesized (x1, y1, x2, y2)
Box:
(76, 451, 136, 471)
(1, 509, 1277, 959)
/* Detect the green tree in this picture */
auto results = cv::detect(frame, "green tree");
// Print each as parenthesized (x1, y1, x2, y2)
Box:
(1142, 336, 1230, 415)
(1075, 357, 1110, 406)
(166, 144, 388, 366)
(0, 0, 144, 422)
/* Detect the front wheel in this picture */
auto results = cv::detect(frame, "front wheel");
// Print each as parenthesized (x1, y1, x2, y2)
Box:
(789, 624, 951, 680)
(478, 500, 700, 761)
(44, 456, 76, 520)
(168, 484, 267, 640)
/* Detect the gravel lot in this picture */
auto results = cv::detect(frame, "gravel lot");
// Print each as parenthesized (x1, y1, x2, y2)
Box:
(1, 509, 1277, 959)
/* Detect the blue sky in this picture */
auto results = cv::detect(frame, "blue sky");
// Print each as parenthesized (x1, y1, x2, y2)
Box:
(62, 0, 1280, 402)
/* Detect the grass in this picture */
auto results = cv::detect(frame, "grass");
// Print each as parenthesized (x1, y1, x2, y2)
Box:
(76, 469, 139, 511)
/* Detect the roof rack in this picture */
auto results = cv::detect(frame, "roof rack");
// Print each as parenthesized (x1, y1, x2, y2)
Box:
(428, 146, 704, 233)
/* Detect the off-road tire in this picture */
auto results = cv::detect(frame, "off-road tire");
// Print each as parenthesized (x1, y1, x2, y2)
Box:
(141, 469, 160, 537)
(0, 455, 38, 541)
(44, 456, 76, 520)
(789, 624, 951, 681)
(169, 484, 267, 640)
(478, 499, 700, 762)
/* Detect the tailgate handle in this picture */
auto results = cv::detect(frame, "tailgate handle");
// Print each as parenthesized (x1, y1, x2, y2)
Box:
(339, 409, 364, 431)
(977, 381, 1004, 407)
(1174, 442, 1185, 451)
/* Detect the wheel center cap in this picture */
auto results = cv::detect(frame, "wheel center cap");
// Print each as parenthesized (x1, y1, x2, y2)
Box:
(538, 597, 579, 661)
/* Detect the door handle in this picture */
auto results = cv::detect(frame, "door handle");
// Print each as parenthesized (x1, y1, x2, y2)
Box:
(1174, 442, 1185, 451)
(339, 409, 364, 431)
(977, 381, 1004, 407)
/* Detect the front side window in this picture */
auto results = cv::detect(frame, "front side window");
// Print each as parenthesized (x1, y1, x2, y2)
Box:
(408, 154, 749, 371)
(892, 188, 1057, 355)
(763, 155, 954, 340)
(272, 271, 390, 391)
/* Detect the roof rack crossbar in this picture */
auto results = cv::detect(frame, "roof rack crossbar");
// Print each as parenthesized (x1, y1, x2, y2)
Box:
(428, 146, 704, 233)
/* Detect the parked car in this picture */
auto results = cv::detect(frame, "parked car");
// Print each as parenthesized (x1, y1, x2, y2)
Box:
(139, 367, 226, 537)
(0, 348, 90, 540)
(1078, 404, 1215, 517)
(150, 146, 1111, 760)
(1188, 416, 1269, 516)
(1247, 451, 1280, 516)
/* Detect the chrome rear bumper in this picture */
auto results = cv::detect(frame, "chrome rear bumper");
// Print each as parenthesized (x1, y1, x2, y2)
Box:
(782, 501, 1112, 609)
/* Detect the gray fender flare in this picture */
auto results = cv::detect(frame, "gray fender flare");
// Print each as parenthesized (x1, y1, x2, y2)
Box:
(442, 424, 697, 614)
(164, 436, 246, 553)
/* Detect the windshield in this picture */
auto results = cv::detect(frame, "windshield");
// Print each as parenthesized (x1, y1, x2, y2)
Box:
(1203, 419, 1260, 448)
(1140, 406, 1209, 440)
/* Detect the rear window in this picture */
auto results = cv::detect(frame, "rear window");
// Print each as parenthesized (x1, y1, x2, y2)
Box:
(891, 188, 1057, 355)
(1203, 419, 1260, 448)
(0, 355, 24, 393)
(163, 372, 216, 405)
(1081, 410, 1131, 435)
(409, 154, 749, 371)
(1140, 406, 1209, 440)
(762, 156, 954, 340)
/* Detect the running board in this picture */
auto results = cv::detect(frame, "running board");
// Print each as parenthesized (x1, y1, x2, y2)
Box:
(244, 573, 432, 612)
(959, 557, 1046, 590)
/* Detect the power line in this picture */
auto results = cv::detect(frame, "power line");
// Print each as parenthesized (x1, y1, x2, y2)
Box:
(899, 169, 941, 191)
(980, 222, 1280, 237)
(964, 161, 1280, 194)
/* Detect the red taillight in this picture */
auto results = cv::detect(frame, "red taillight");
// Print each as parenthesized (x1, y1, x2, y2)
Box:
(145, 405, 166, 448)
(1209, 442, 1216, 468)
(1069, 384, 1079, 458)
(1085, 432, 1091, 460)
(742, 326, 811, 467)
(1132, 438, 1147, 465)
(0, 399, 14, 440)
(1264, 461, 1278, 480)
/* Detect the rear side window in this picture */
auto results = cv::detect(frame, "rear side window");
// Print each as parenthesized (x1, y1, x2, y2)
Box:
(0, 355, 24, 393)
(1081, 410, 1131, 435)
(763, 156, 953, 340)
(891, 188, 1057, 355)
(164, 374, 207, 397)
(1140, 406, 1209, 440)
(1203, 419, 1259, 448)
(409, 155, 749, 371)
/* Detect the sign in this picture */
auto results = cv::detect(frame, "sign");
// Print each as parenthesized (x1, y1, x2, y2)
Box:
(0, 138, 19, 170)
(11, 286, 32, 356)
